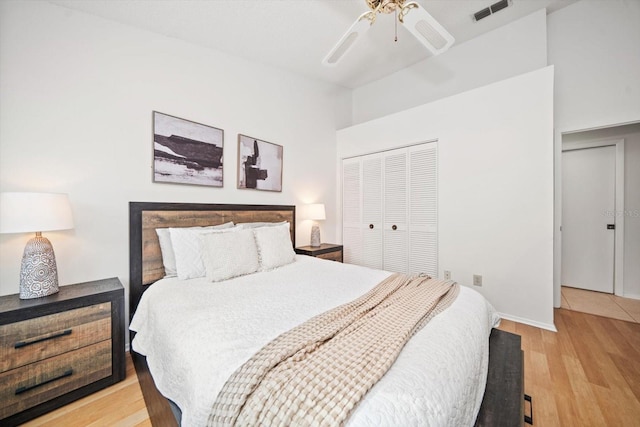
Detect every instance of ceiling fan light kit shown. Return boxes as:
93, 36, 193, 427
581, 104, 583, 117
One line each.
322, 0, 455, 66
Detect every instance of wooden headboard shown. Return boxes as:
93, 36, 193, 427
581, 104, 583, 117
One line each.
129, 202, 296, 321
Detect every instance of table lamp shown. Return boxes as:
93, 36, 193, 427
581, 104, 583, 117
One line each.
0, 192, 74, 299
306, 203, 326, 247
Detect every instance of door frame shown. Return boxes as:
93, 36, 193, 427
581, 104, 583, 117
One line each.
561, 138, 625, 297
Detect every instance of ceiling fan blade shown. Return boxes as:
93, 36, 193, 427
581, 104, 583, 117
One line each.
322, 11, 375, 66
399, 2, 454, 56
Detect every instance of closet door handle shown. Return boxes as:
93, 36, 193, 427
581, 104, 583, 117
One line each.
392, 225, 397, 231
369, 224, 374, 229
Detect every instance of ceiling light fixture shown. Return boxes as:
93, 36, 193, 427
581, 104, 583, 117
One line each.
322, 0, 455, 66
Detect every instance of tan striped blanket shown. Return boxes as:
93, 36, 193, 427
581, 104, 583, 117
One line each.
208, 273, 459, 427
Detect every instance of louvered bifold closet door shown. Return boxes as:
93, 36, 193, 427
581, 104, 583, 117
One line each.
342, 158, 363, 265
361, 154, 384, 269
408, 143, 438, 277
383, 150, 409, 273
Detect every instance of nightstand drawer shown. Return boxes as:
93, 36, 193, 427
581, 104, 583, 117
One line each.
295, 244, 343, 263
0, 339, 112, 419
0, 303, 111, 372
316, 251, 343, 262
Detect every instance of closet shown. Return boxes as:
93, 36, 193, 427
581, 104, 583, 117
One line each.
342, 142, 438, 276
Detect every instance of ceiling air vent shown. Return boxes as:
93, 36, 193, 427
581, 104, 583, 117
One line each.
474, 0, 511, 22
490, 0, 510, 14
474, 7, 491, 22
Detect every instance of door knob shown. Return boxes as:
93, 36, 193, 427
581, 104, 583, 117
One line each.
369, 224, 374, 229
392, 225, 397, 231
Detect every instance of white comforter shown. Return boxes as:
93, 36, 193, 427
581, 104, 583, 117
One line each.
130, 256, 499, 427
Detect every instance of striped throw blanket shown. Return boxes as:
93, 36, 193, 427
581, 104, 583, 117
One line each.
208, 273, 459, 427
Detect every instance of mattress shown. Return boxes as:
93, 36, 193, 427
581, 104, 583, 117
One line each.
130, 255, 500, 427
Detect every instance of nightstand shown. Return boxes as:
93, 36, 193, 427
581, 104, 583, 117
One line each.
0, 278, 125, 426
295, 243, 343, 263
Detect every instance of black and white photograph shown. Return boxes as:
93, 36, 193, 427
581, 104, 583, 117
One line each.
237, 134, 283, 192
153, 111, 224, 187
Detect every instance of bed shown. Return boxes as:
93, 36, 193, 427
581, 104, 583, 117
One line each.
128, 202, 525, 427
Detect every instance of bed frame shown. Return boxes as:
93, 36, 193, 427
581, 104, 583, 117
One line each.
128, 202, 525, 427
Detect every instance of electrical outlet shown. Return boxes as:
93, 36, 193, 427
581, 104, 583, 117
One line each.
473, 274, 482, 287
444, 270, 451, 280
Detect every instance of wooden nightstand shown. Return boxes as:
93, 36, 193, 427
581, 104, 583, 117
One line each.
295, 243, 343, 263
0, 278, 125, 426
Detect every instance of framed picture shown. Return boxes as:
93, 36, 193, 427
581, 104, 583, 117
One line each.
237, 134, 283, 192
153, 111, 224, 187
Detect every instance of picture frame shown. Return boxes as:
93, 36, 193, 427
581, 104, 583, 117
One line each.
237, 134, 283, 192
152, 111, 224, 187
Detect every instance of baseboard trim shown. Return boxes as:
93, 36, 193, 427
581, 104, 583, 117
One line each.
498, 312, 558, 332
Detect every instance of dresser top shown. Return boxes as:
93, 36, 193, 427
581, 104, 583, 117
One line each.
0, 278, 123, 318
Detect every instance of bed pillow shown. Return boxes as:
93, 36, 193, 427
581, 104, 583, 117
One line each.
156, 222, 234, 278
201, 228, 260, 282
168, 223, 236, 280
253, 222, 295, 271
237, 221, 288, 229
156, 228, 179, 277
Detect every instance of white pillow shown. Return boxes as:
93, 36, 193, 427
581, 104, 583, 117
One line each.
201, 229, 259, 282
253, 222, 295, 271
156, 228, 179, 277
167, 222, 236, 280
237, 221, 288, 229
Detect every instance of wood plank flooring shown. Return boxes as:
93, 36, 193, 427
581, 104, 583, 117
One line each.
21, 308, 640, 426
499, 308, 640, 426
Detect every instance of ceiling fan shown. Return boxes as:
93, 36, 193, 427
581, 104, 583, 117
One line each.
322, 0, 455, 66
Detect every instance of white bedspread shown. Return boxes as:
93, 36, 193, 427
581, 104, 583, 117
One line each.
130, 256, 499, 427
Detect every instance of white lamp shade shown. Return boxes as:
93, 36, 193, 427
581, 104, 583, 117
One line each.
0, 192, 74, 234
305, 203, 326, 221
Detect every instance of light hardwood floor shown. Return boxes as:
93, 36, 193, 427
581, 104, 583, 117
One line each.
499, 309, 640, 426
21, 308, 640, 426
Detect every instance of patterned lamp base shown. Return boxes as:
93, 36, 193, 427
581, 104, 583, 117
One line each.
19, 233, 59, 299
310, 225, 321, 247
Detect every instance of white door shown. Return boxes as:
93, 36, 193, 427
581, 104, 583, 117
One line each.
362, 154, 384, 269
342, 158, 362, 265
342, 142, 438, 275
383, 150, 408, 273
562, 146, 616, 293
408, 144, 438, 277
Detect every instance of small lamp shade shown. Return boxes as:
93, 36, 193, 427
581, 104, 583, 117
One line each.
0, 192, 74, 233
0, 192, 74, 299
304, 203, 325, 247
306, 203, 326, 221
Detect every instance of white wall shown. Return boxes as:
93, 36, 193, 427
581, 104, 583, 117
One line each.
563, 123, 640, 299
548, 0, 640, 132
548, 0, 640, 306
338, 67, 555, 329
0, 1, 350, 314
350, 9, 547, 126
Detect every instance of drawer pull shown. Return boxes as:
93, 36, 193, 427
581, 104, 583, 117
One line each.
15, 369, 73, 395
14, 329, 73, 349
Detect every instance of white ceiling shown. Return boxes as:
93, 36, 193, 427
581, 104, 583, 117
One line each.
49, 0, 577, 89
